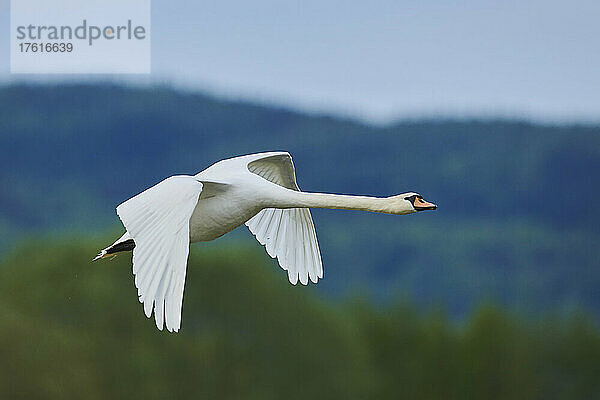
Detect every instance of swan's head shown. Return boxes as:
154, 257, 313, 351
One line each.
387, 192, 437, 214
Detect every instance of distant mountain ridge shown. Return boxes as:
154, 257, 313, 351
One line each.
1, 84, 599, 316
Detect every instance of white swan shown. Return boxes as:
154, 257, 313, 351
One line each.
94, 151, 436, 332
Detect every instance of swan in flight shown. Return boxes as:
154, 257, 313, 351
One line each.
94, 152, 436, 332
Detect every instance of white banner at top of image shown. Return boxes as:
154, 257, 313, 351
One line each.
10, 0, 150, 74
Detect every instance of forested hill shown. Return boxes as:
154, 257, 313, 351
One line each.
1, 84, 599, 316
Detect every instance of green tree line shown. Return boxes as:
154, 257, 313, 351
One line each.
0, 238, 598, 399
2, 85, 600, 315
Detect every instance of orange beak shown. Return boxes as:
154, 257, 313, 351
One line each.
414, 196, 437, 211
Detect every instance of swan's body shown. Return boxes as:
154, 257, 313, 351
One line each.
95, 152, 436, 332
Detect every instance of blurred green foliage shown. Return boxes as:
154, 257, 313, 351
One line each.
0, 238, 598, 399
2, 84, 600, 315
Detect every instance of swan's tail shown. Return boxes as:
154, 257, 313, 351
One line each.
93, 232, 135, 261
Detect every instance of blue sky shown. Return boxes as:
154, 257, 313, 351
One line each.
2, 0, 599, 123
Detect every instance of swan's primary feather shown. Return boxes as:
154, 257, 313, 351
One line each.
246, 153, 323, 284
116, 175, 203, 332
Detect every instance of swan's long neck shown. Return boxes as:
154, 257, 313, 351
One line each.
278, 191, 399, 214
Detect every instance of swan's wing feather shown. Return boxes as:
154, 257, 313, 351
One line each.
116, 175, 203, 332
247, 152, 299, 191
246, 207, 322, 285
245, 152, 322, 284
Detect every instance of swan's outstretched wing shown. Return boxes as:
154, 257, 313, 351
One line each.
116, 175, 203, 332
245, 153, 323, 284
